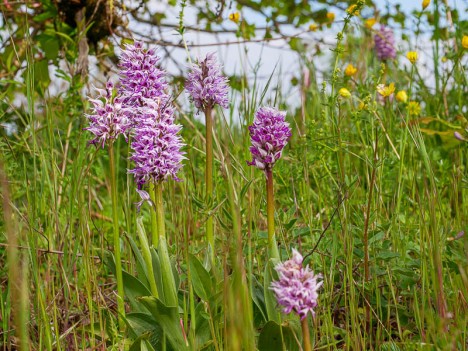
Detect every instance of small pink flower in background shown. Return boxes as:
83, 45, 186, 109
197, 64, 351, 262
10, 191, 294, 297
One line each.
374, 25, 397, 61
454, 131, 465, 141
270, 249, 323, 320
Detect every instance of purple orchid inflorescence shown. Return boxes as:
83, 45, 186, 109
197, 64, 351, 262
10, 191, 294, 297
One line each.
129, 98, 185, 189
374, 25, 397, 61
84, 81, 131, 148
185, 52, 229, 110
118, 41, 185, 189
118, 41, 169, 110
271, 249, 323, 320
247, 107, 292, 172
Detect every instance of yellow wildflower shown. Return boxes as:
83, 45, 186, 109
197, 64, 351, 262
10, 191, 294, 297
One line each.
408, 101, 421, 116
327, 12, 336, 22
462, 35, 468, 49
347, 4, 360, 16
364, 18, 376, 29
422, 0, 430, 10
358, 101, 367, 110
309, 23, 319, 32
344, 63, 357, 76
229, 12, 240, 23
339, 88, 351, 98
441, 56, 448, 63
377, 83, 395, 97
396, 90, 408, 103
406, 51, 418, 64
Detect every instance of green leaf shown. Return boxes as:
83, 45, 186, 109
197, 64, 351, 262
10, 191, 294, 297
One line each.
129, 332, 157, 351
33, 59, 50, 90
157, 236, 178, 307
251, 276, 267, 322
240, 179, 253, 200
126, 233, 150, 290
139, 297, 189, 350
193, 302, 213, 347
151, 249, 165, 301
189, 254, 212, 301
33, 11, 56, 22
37, 33, 59, 61
126, 313, 155, 336
122, 271, 151, 312
135, 218, 158, 297
264, 258, 281, 323
125, 312, 161, 345
376, 251, 400, 260
289, 37, 304, 52
258, 320, 300, 351
103, 250, 116, 276
368, 231, 385, 245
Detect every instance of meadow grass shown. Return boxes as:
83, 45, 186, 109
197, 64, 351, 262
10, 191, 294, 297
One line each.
1, 1, 467, 350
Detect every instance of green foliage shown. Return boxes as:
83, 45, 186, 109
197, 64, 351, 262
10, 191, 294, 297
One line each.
1, 0, 468, 350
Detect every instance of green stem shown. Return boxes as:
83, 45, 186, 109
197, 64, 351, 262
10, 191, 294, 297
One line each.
108, 143, 125, 330
150, 183, 159, 247
395, 66, 415, 217
301, 318, 312, 351
204, 106, 215, 258
266, 168, 279, 259
154, 183, 166, 239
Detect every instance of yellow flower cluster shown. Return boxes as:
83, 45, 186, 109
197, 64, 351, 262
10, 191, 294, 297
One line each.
462, 35, 468, 49
345, 64, 357, 76
347, 4, 360, 16
408, 101, 421, 116
339, 88, 351, 98
396, 90, 408, 103
364, 18, 376, 29
229, 12, 240, 23
422, 0, 430, 10
406, 51, 418, 64
377, 83, 395, 97
327, 12, 335, 22
309, 23, 319, 32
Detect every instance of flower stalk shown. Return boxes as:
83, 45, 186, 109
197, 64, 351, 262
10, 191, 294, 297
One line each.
266, 168, 279, 258
154, 182, 166, 240
150, 184, 159, 247
247, 106, 291, 258
301, 318, 312, 351
108, 142, 125, 329
204, 106, 215, 256
186, 53, 229, 261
